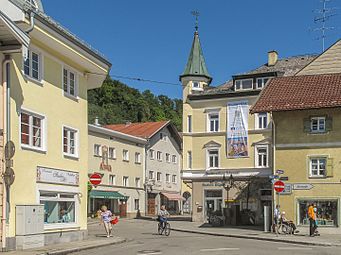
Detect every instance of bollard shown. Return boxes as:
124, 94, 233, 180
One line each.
264, 205, 270, 232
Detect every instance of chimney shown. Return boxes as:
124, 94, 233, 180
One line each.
94, 117, 100, 126
268, 50, 278, 66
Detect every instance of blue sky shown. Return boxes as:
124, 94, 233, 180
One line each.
43, 0, 341, 99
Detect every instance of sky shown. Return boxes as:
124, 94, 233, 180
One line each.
43, 0, 341, 99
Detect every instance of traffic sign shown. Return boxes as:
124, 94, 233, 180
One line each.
274, 180, 285, 193
281, 184, 292, 195
4, 168, 15, 186
279, 176, 289, 181
293, 183, 314, 190
276, 169, 284, 175
5, 141, 15, 160
89, 173, 102, 186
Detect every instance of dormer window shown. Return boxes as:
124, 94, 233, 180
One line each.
235, 79, 253, 91
256, 77, 270, 89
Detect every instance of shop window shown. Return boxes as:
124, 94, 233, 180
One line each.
40, 192, 76, 224
298, 200, 338, 226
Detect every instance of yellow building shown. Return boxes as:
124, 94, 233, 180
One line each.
1, 0, 110, 250
252, 73, 341, 233
180, 26, 316, 224
88, 123, 147, 218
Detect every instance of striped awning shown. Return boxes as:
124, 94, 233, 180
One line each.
161, 192, 185, 201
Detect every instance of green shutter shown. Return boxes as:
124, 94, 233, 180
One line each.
326, 158, 334, 177
325, 116, 333, 132
303, 118, 311, 133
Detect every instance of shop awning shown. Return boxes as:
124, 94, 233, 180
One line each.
90, 190, 128, 200
161, 192, 185, 201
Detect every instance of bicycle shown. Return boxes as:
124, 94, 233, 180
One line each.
158, 219, 171, 236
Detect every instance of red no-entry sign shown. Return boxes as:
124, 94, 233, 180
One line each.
274, 180, 285, 193
90, 173, 102, 186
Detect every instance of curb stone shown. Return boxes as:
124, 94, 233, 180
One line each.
45, 237, 126, 255
171, 228, 340, 247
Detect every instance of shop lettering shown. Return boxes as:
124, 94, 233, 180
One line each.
203, 182, 224, 187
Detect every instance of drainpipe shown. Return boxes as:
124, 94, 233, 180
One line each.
2, 55, 11, 251
25, 11, 35, 33
270, 112, 276, 228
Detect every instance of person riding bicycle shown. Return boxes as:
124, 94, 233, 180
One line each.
157, 205, 170, 228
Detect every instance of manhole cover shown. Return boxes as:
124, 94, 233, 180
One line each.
137, 250, 161, 254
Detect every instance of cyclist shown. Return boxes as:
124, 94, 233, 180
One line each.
157, 205, 170, 228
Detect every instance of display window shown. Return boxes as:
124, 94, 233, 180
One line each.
298, 199, 338, 226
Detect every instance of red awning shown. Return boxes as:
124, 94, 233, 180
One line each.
161, 192, 185, 201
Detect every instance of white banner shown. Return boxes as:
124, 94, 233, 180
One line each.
37, 166, 79, 186
227, 101, 249, 158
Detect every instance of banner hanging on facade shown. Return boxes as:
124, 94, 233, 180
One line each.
227, 101, 248, 158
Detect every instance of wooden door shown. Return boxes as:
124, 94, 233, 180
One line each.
148, 198, 155, 215
119, 202, 127, 217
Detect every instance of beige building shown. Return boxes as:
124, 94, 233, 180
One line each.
88, 124, 147, 218
180, 27, 316, 224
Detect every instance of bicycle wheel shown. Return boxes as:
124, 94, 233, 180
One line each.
281, 224, 290, 234
164, 223, 171, 236
158, 223, 164, 235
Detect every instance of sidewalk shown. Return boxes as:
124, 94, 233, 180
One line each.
169, 220, 341, 247
5, 223, 126, 255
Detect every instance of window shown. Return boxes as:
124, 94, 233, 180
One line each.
160, 133, 167, 141
257, 113, 268, 129
134, 199, 140, 210
235, 79, 253, 91
157, 151, 162, 161
188, 115, 192, 132
172, 155, 177, 163
123, 176, 129, 187
310, 158, 326, 177
311, 117, 326, 133
109, 147, 116, 159
208, 113, 219, 132
123, 150, 129, 161
256, 146, 268, 168
63, 127, 78, 157
20, 111, 45, 150
94, 144, 101, 156
149, 149, 155, 160
188, 151, 192, 169
135, 152, 141, 164
135, 178, 141, 188
256, 77, 270, 89
24, 50, 41, 81
149, 171, 155, 180
157, 172, 162, 182
166, 174, 170, 183
298, 200, 338, 226
109, 175, 116, 185
166, 153, 170, 162
63, 68, 77, 97
40, 192, 76, 224
172, 175, 176, 183
193, 81, 199, 89
208, 149, 219, 169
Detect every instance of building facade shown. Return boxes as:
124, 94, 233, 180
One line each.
105, 121, 182, 216
251, 73, 341, 233
88, 124, 147, 218
180, 27, 316, 224
1, 0, 110, 250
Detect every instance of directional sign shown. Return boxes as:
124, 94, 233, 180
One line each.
279, 176, 289, 181
274, 180, 285, 193
89, 173, 102, 186
276, 169, 284, 175
281, 184, 292, 195
293, 183, 314, 190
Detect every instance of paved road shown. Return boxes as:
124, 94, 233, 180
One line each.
75, 219, 341, 255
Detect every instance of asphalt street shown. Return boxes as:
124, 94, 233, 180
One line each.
74, 219, 341, 255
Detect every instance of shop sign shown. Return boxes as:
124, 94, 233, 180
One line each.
293, 183, 314, 190
37, 166, 79, 186
202, 182, 224, 187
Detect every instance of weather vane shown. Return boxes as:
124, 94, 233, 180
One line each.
191, 10, 200, 32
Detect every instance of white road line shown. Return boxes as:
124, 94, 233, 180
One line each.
278, 247, 313, 250
139, 253, 162, 255
200, 248, 240, 252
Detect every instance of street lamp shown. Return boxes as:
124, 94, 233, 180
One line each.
222, 173, 235, 208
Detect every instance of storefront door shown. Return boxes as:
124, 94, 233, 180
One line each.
119, 201, 127, 217
148, 194, 156, 215
204, 190, 223, 218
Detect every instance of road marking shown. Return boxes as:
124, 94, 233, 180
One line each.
278, 247, 313, 250
200, 248, 240, 252
138, 253, 162, 255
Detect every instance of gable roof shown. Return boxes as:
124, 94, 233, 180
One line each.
250, 73, 341, 113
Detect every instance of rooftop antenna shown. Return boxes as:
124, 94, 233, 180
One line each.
313, 0, 337, 52
191, 10, 200, 32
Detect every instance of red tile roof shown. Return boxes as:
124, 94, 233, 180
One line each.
251, 73, 341, 113
105, 121, 170, 139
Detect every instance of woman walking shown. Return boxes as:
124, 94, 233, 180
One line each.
100, 205, 113, 237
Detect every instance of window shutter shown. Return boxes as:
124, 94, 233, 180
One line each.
303, 118, 311, 133
326, 158, 334, 177
326, 116, 333, 132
